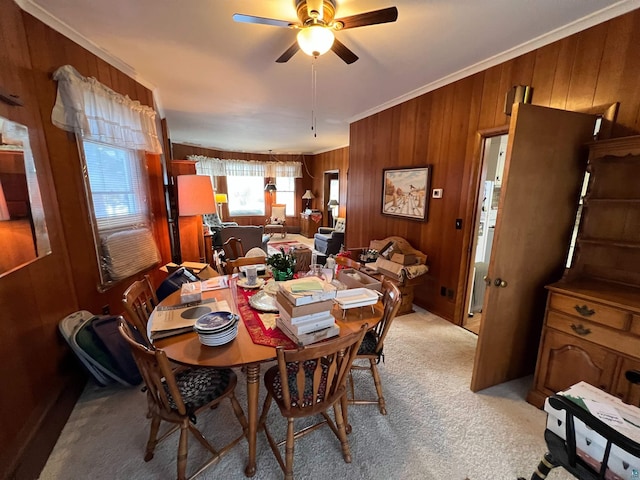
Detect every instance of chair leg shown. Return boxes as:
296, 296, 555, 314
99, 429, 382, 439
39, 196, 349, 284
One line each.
229, 393, 249, 437
333, 401, 352, 463
369, 359, 387, 415
340, 393, 351, 434
348, 371, 355, 402
177, 421, 189, 480
258, 392, 273, 431
518, 452, 556, 480
144, 415, 162, 461
284, 417, 295, 480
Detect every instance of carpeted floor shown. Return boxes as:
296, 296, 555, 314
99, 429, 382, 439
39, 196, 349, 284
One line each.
39, 308, 574, 480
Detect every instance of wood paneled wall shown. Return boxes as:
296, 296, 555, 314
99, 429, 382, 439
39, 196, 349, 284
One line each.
23, 13, 172, 313
2, 3, 640, 477
0, 1, 171, 477
171, 144, 314, 230
348, 9, 640, 322
308, 147, 349, 227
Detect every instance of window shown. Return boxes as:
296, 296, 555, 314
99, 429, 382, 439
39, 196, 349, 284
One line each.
275, 176, 295, 216
83, 140, 148, 230
79, 139, 159, 286
227, 175, 266, 216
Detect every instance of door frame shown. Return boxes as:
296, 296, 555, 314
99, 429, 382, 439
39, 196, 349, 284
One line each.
455, 125, 509, 327
323, 170, 339, 228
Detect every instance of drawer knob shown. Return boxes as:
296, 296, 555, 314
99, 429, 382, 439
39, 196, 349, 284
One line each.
570, 323, 592, 336
574, 304, 595, 317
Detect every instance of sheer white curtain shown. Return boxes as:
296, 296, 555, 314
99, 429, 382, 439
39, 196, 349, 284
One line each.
51, 65, 162, 154
190, 155, 302, 178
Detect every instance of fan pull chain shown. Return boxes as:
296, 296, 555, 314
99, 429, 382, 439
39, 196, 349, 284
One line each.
311, 60, 317, 138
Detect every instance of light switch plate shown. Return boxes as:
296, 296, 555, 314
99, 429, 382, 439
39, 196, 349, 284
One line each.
432, 189, 443, 198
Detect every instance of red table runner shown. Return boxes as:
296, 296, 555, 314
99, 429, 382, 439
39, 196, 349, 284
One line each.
231, 277, 296, 349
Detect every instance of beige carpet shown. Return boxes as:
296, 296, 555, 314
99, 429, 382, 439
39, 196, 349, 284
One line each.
39, 308, 575, 480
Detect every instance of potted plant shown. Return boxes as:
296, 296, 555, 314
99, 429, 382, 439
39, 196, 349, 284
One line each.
266, 248, 296, 281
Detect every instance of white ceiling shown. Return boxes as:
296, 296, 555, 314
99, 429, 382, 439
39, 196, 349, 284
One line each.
17, 0, 640, 154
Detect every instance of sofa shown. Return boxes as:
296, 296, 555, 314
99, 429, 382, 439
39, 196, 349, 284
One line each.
220, 225, 269, 256
313, 217, 345, 255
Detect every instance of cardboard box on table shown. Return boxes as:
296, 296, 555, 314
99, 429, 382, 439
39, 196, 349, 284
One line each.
390, 253, 417, 266
337, 268, 382, 292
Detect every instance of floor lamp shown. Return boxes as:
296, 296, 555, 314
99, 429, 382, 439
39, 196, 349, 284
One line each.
215, 193, 228, 221
177, 175, 215, 263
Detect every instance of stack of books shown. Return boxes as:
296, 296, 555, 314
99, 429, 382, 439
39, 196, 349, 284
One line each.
275, 277, 339, 346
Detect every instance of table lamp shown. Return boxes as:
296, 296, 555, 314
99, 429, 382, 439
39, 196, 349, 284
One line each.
302, 189, 315, 211
215, 193, 228, 221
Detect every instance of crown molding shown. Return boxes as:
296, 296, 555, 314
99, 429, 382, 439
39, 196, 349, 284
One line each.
14, 0, 164, 115
351, 0, 640, 123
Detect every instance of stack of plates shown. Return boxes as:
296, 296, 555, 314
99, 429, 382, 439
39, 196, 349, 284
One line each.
193, 311, 239, 346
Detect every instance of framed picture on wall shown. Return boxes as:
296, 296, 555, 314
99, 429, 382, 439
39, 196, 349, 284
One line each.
381, 166, 431, 221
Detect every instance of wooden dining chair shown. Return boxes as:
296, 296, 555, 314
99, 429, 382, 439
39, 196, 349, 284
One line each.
347, 280, 402, 417
334, 255, 362, 271
222, 236, 244, 260
118, 320, 248, 480
224, 255, 266, 275
122, 275, 158, 346
258, 325, 367, 480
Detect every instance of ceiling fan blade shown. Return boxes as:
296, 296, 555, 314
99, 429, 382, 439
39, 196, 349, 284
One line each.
276, 42, 300, 63
232, 13, 294, 28
334, 6, 398, 30
331, 38, 358, 65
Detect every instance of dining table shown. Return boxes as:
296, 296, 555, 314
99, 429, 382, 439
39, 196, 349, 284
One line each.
153, 274, 383, 477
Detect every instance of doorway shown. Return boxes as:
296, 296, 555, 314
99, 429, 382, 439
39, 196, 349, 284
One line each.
323, 171, 339, 227
462, 134, 508, 334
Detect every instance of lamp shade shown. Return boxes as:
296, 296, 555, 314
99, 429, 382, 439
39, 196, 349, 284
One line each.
297, 25, 335, 57
302, 190, 315, 200
0, 182, 9, 221
215, 193, 228, 204
265, 183, 277, 192
177, 175, 215, 216
327, 199, 339, 207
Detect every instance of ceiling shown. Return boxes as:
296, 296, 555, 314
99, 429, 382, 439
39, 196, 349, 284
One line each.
17, 0, 640, 154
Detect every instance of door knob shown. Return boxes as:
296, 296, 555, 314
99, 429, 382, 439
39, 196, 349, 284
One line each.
483, 276, 491, 286
494, 278, 507, 288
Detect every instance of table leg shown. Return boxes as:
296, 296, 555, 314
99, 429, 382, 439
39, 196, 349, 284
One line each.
244, 363, 260, 477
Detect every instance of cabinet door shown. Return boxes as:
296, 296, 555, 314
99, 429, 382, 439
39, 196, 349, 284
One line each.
612, 357, 640, 406
535, 328, 618, 397
471, 104, 597, 391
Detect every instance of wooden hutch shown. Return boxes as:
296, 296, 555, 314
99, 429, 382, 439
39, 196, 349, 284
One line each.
527, 136, 640, 408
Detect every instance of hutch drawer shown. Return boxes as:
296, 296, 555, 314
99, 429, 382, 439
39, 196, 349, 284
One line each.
548, 292, 629, 330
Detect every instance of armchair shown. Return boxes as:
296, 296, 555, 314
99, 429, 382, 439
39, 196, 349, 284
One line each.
203, 213, 238, 248
313, 217, 345, 255
265, 203, 287, 238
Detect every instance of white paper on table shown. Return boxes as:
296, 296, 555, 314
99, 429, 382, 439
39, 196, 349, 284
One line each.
151, 299, 231, 332
201, 276, 228, 291
583, 398, 625, 428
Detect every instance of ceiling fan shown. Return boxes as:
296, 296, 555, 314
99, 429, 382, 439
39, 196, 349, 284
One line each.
233, 0, 398, 64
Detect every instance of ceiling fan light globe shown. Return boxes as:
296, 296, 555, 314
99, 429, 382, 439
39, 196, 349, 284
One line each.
297, 25, 334, 57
